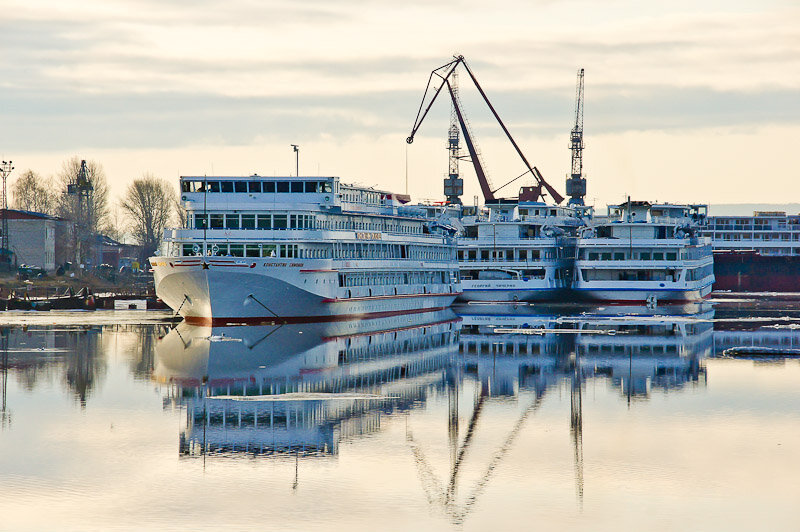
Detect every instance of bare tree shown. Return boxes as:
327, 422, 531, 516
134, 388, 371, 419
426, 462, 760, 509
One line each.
173, 196, 187, 228
120, 174, 176, 259
11, 170, 56, 214
105, 206, 127, 243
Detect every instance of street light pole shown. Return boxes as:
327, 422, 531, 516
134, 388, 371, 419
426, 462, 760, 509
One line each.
291, 144, 299, 177
0, 160, 14, 259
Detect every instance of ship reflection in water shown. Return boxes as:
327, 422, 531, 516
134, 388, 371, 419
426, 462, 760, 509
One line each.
155, 311, 462, 458
458, 302, 714, 401
153, 301, 719, 519
3, 299, 800, 529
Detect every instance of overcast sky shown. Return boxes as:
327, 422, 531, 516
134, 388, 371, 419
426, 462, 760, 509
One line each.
1, 0, 798, 208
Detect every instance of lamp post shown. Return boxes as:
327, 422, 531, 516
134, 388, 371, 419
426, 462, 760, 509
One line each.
291, 144, 299, 177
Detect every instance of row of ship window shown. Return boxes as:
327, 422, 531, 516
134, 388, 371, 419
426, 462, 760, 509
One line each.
460, 268, 547, 281
457, 249, 556, 261
582, 344, 680, 355
177, 242, 453, 261
518, 208, 561, 217
580, 245, 714, 261
717, 248, 800, 255
712, 219, 800, 227
181, 179, 385, 207
182, 180, 333, 194
583, 251, 678, 261
333, 243, 453, 261
340, 188, 382, 205
687, 264, 714, 281
182, 243, 303, 258
190, 212, 423, 234
578, 264, 712, 282
461, 340, 550, 355
711, 225, 799, 230
194, 213, 315, 230
712, 233, 800, 241
339, 331, 454, 365
580, 269, 682, 282
337, 270, 455, 288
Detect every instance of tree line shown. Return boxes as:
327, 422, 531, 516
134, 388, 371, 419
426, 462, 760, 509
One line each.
10, 156, 180, 261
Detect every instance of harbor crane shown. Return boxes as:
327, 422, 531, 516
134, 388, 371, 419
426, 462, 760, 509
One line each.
566, 68, 586, 206
407, 56, 564, 205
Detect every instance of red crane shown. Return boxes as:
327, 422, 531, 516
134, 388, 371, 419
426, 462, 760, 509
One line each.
407, 56, 564, 205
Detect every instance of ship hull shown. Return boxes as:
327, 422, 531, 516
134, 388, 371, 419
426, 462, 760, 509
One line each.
151, 257, 459, 325
457, 280, 568, 303
572, 282, 713, 303
713, 251, 800, 292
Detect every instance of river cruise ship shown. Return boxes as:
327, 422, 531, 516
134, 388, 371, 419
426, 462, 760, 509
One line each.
573, 202, 714, 303
456, 201, 586, 302
700, 211, 800, 292
150, 175, 461, 324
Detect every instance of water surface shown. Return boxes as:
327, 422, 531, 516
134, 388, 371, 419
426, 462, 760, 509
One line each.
0, 299, 798, 531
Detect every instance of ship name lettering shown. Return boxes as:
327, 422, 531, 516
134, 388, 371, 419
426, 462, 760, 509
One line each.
356, 232, 382, 240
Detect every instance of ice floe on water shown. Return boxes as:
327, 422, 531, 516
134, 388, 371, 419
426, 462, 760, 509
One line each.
0, 309, 175, 326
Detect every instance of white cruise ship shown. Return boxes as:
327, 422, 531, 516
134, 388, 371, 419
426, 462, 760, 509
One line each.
150, 175, 461, 324
573, 201, 714, 303
456, 200, 587, 302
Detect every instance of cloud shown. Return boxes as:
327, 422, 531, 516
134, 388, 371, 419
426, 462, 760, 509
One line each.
1, 0, 799, 205
2, 81, 798, 153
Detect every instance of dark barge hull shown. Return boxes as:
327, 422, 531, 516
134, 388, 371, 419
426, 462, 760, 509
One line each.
713, 250, 800, 292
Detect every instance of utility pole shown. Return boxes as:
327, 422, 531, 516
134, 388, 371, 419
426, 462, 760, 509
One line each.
1, 328, 9, 429
291, 145, 299, 177
0, 161, 14, 269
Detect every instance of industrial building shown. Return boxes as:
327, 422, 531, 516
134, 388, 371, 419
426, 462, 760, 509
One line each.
0, 209, 64, 271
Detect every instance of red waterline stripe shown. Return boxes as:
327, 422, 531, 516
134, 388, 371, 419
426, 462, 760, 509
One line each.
184, 306, 449, 327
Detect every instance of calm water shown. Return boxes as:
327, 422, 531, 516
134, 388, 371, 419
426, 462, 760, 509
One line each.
1, 298, 799, 531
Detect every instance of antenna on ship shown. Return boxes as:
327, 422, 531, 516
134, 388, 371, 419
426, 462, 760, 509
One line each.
203, 175, 208, 256
291, 144, 299, 177
566, 68, 586, 206
405, 144, 408, 195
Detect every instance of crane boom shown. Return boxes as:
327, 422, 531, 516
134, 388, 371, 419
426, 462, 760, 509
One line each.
407, 56, 564, 204
446, 80, 495, 202
407, 58, 461, 145
459, 61, 564, 205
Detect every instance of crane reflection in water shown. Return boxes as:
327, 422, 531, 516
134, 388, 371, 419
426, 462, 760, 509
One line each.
152, 301, 718, 523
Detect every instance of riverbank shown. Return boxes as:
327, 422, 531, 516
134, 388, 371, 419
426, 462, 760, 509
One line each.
0, 271, 153, 300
